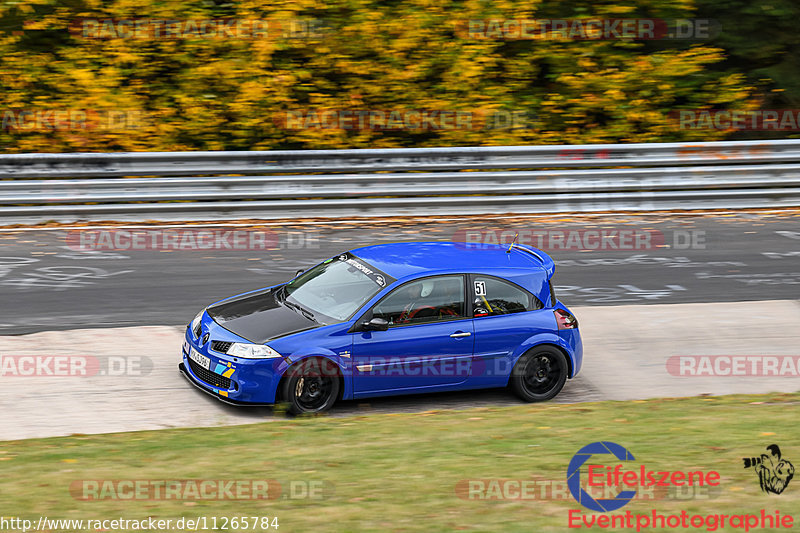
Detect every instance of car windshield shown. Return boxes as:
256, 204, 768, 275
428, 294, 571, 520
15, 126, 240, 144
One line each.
281, 253, 391, 323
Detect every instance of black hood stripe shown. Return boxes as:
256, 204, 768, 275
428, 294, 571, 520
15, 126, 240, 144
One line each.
207, 286, 320, 344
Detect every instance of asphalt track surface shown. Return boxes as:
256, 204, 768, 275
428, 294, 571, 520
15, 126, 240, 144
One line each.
0, 211, 798, 335
1, 211, 799, 439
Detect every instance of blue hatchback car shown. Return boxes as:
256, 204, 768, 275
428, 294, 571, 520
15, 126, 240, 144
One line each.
180, 241, 582, 414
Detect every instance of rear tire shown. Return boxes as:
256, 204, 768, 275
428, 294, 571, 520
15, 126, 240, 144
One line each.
280, 358, 340, 415
510, 346, 568, 402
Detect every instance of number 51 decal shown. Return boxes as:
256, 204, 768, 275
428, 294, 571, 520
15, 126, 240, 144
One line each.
474, 280, 486, 296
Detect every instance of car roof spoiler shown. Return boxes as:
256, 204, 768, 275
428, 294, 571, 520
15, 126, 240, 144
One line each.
507, 243, 556, 278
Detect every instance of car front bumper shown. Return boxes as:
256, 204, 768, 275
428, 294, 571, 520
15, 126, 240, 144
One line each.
179, 362, 273, 406
180, 317, 283, 404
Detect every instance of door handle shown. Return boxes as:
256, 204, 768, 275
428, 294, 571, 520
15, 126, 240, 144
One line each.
450, 332, 471, 338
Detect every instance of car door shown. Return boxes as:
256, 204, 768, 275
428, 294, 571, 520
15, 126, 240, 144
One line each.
351, 274, 474, 396
469, 275, 553, 387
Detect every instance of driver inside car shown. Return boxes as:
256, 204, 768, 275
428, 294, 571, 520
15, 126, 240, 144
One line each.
395, 282, 424, 324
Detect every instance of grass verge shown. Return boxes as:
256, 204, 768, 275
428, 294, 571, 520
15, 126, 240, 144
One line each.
1, 393, 799, 532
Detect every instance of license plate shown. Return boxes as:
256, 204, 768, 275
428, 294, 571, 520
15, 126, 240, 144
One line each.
182, 339, 190, 354
190, 348, 211, 370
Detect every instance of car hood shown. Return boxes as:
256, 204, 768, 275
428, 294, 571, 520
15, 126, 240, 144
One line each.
206, 286, 319, 344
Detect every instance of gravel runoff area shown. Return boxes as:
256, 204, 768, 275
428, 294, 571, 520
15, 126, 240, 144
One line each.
1, 299, 798, 441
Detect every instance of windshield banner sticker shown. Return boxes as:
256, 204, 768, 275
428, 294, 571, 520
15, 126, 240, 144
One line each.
338, 253, 393, 287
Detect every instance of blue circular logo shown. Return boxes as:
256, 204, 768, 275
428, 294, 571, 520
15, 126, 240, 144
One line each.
567, 441, 637, 512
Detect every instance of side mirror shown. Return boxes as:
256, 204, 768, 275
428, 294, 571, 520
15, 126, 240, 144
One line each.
361, 317, 389, 331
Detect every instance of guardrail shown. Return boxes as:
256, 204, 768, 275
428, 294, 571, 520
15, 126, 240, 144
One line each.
2, 139, 800, 223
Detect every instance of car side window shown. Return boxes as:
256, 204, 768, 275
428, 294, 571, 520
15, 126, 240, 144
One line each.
371, 276, 465, 326
472, 276, 538, 317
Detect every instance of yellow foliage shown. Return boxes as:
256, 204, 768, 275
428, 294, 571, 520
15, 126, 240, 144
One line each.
0, 0, 757, 153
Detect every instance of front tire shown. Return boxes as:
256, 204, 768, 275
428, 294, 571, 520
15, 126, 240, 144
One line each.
280, 359, 340, 415
509, 346, 568, 402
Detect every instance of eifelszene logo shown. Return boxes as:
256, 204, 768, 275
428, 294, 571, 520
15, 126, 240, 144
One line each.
567, 441, 721, 512
567, 441, 638, 512
743, 444, 794, 494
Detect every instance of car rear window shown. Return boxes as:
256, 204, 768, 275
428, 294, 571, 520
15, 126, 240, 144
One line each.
472, 276, 541, 317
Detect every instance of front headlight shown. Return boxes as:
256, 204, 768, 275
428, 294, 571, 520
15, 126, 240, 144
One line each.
227, 343, 283, 359
190, 310, 203, 335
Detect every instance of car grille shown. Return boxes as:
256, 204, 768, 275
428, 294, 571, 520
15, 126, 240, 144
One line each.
211, 341, 232, 353
187, 358, 231, 390
193, 321, 202, 339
